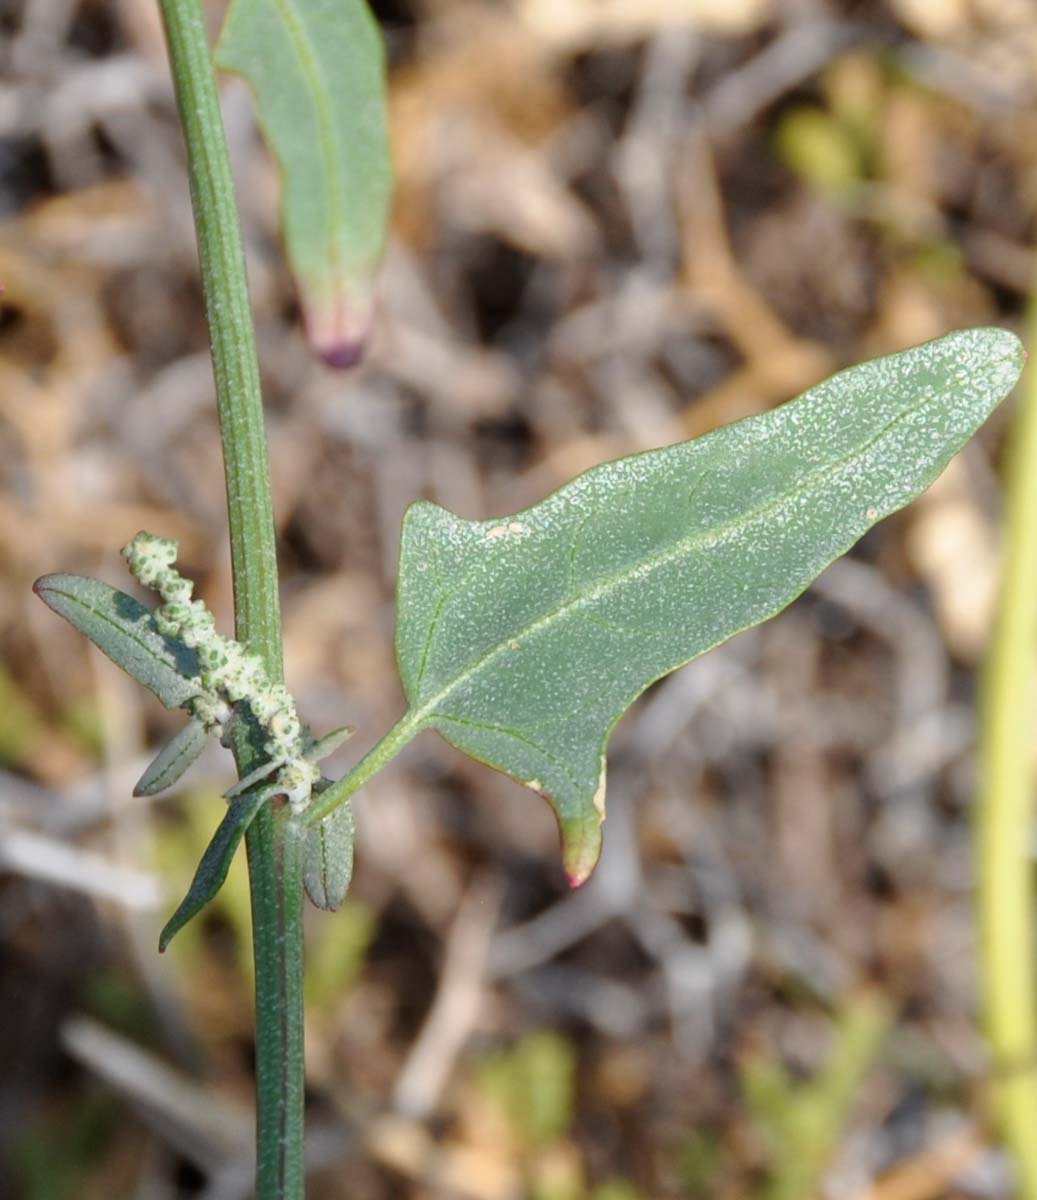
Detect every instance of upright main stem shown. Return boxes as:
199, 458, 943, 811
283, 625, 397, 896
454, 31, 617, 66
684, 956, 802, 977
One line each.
158, 3, 305, 1196
978, 303, 1037, 1193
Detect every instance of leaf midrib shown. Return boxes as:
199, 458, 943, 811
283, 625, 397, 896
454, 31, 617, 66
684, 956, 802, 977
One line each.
42, 583, 200, 701
407, 386, 938, 727
269, 0, 345, 282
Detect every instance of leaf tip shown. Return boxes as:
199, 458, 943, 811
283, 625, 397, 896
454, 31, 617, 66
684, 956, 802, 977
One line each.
158, 905, 191, 952
303, 289, 374, 371
565, 760, 607, 887
560, 818, 603, 889
304, 880, 341, 911
32, 574, 57, 605
317, 339, 367, 370
132, 773, 162, 799
971, 326, 1026, 377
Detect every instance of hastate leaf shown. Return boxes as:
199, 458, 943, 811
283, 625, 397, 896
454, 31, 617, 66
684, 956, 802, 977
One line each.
33, 574, 202, 710
216, 0, 392, 367
394, 328, 1023, 884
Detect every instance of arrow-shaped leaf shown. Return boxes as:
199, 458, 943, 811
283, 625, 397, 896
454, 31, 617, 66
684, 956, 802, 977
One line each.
135, 718, 209, 797
216, 0, 392, 367
159, 784, 276, 952
303, 794, 354, 911
34, 574, 202, 710
393, 328, 1023, 884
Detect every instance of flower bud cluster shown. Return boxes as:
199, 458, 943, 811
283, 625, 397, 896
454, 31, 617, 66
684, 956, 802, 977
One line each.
122, 532, 319, 811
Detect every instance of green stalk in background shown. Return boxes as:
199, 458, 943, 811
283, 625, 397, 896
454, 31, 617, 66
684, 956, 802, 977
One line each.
156, 2, 304, 1197
978, 304, 1037, 1196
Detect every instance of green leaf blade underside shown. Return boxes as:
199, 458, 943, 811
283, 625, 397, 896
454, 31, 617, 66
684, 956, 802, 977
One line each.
159, 784, 275, 952
395, 328, 1024, 884
302, 796, 355, 910
216, 0, 392, 367
135, 718, 209, 797
33, 574, 202, 710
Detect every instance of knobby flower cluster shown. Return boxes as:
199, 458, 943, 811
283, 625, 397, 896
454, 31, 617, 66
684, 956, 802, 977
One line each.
122, 531, 320, 811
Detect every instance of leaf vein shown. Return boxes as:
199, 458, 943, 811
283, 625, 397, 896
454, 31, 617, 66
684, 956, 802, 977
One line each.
269, 0, 345, 279
46, 587, 197, 696
431, 711, 584, 791
411, 387, 933, 727
412, 586, 452, 696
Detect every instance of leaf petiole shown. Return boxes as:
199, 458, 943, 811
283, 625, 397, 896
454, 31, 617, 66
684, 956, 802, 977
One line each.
302, 710, 423, 826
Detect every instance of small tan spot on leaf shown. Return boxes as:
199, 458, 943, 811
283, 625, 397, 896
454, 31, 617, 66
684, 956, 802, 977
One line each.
592, 759, 607, 820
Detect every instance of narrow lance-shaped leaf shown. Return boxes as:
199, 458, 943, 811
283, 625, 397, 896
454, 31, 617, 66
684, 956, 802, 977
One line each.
302, 789, 354, 911
135, 718, 209, 797
33, 574, 202, 709
159, 784, 276, 952
304, 725, 355, 763
393, 328, 1024, 885
216, 0, 392, 368
224, 756, 282, 799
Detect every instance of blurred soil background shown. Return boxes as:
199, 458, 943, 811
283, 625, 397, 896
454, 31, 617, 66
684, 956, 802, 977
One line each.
1, 0, 1036, 1196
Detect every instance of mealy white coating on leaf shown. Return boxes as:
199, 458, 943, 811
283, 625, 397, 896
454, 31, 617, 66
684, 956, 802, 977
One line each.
32, 574, 204, 709
122, 532, 320, 812
134, 717, 209, 797
394, 327, 1024, 884
303, 799, 355, 910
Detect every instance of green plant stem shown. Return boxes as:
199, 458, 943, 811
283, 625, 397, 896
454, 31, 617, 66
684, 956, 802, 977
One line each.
158, 2, 304, 1196
978, 310, 1037, 1196
304, 711, 422, 825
